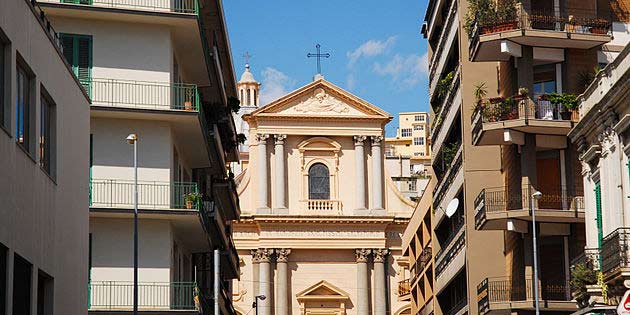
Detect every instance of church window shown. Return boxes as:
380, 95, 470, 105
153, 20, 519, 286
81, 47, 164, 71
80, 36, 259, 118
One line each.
247, 89, 251, 106
254, 90, 257, 106
240, 89, 243, 104
308, 163, 330, 200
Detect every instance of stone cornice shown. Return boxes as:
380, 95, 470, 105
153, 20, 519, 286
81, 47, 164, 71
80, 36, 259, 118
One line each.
237, 214, 408, 224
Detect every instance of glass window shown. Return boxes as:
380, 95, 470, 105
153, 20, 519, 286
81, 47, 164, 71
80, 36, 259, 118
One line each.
533, 64, 557, 99
0, 35, 5, 129
415, 115, 424, 121
401, 128, 412, 137
414, 137, 425, 146
308, 163, 330, 200
414, 125, 424, 131
247, 89, 251, 106
60, 33, 92, 95
0, 243, 6, 315
16, 63, 31, 152
40, 92, 55, 177
37, 270, 54, 315
254, 90, 257, 106
13, 254, 32, 315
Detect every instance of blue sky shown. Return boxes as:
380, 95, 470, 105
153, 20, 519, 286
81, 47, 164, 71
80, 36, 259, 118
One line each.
223, 1, 430, 136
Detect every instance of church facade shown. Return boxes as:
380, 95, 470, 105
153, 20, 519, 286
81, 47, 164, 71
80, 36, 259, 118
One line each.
231, 76, 415, 315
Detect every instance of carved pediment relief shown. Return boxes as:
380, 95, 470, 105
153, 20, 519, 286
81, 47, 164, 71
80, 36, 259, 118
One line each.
293, 88, 351, 114
296, 280, 349, 301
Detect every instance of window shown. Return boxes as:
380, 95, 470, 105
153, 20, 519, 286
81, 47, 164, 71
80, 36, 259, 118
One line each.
0, 32, 7, 129
240, 89, 243, 104
37, 271, 53, 315
16, 62, 32, 152
254, 89, 257, 106
533, 64, 557, 99
401, 128, 412, 137
13, 254, 32, 315
414, 152, 425, 156
0, 244, 6, 315
414, 137, 425, 146
247, 89, 251, 106
40, 91, 56, 177
60, 33, 92, 94
414, 115, 424, 121
595, 182, 603, 249
308, 163, 330, 200
414, 125, 424, 131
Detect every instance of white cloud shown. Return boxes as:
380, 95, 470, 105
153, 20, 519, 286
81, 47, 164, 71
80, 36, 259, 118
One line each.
259, 67, 295, 105
372, 52, 428, 89
346, 73, 356, 90
347, 36, 397, 66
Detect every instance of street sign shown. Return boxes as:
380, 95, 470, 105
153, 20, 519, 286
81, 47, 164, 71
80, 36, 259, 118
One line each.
617, 290, 630, 315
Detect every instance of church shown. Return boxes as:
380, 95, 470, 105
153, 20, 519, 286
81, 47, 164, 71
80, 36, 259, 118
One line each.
231, 64, 415, 315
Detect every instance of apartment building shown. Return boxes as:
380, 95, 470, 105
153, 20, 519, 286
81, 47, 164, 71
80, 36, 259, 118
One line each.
386, 111, 431, 174
420, 1, 628, 315
568, 44, 630, 307
38, 0, 241, 313
0, 0, 90, 314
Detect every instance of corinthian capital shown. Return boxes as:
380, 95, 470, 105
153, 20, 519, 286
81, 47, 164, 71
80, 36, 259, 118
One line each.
354, 135, 367, 146
276, 248, 292, 263
256, 248, 275, 263
355, 248, 372, 263
371, 136, 384, 145
274, 134, 287, 145
373, 248, 389, 263
256, 133, 270, 143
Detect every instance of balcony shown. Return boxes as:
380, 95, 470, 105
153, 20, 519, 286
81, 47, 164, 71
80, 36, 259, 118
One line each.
431, 69, 461, 153
601, 228, 630, 283
301, 199, 342, 215
89, 179, 198, 210
472, 96, 577, 146
428, 0, 458, 86
432, 145, 463, 211
477, 277, 573, 315
89, 281, 197, 311
474, 185, 584, 231
88, 78, 200, 112
39, 0, 198, 14
435, 227, 465, 278
398, 279, 411, 298
411, 246, 432, 285
469, 4, 612, 62
392, 177, 419, 200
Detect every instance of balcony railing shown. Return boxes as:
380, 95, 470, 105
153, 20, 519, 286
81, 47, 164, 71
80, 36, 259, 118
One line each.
89, 281, 197, 310
398, 279, 411, 297
571, 248, 601, 274
31, 0, 64, 53
302, 199, 342, 214
40, 0, 199, 14
445, 299, 467, 315
479, 277, 570, 306
432, 145, 463, 210
435, 228, 465, 277
88, 78, 200, 111
474, 96, 578, 124
428, 0, 458, 84
475, 185, 584, 228
90, 179, 198, 210
601, 228, 630, 275
431, 69, 461, 150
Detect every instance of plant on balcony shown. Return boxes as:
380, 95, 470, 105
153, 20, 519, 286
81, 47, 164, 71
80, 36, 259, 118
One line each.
570, 263, 597, 305
228, 96, 241, 113
184, 89, 195, 111
442, 141, 460, 169
237, 133, 247, 145
464, 0, 496, 38
548, 93, 578, 120
184, 192, 202, 209
588, 18, 609, 34
436, 71, 455, 99
500, 97, 518, 120
464, 0, 517, 37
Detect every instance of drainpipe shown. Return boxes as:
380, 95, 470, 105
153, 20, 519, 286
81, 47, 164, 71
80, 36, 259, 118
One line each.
214, 249, 220, 315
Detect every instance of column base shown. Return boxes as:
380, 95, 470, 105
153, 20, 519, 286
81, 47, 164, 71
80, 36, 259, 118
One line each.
272, 207, 289, 214
256, 207, 272, 214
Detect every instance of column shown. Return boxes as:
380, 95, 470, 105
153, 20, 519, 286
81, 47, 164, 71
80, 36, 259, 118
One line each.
373, 249, 389, 315
276, 249, 291, 315
372, 136, 384, 210
256, 134, 270, 213
257, 249, 274, 315
273, 135, 287, 212
251, 249, 261, 297
354, 136, 367, 211
355, 249, 371, 315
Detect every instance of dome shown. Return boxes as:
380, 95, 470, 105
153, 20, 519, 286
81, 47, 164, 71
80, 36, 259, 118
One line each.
239, 64, 257, 83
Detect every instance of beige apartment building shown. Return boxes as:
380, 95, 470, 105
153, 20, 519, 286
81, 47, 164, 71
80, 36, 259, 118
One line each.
38, 0, 242, 314
568, 44, 630, 308
0, 0, 90, 314
386, 112, 431, 174
401, 1, 630, 315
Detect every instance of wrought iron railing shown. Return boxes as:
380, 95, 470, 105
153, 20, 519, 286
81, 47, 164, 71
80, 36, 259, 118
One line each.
31, 0, 64, 53
435, 229, 465, 277
90, 179, 198, 210
432, 146, 463, 210
601, 228, 630, 275
89, 281, 197, 310
571, 248, 601, 273
474, 97, 578, 124
398, 279, 411, 297
88, 78, 200, 111
39, 0, 199, 14
480, 277, 570, 303
428, 0, 458, 83
431, 69, 461, 151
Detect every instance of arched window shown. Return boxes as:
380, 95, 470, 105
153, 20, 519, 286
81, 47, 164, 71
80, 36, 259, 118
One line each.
308, 163, 330, 200
240, 89, 244, 104
247, 89, 251, 106
254, 90, 257, 106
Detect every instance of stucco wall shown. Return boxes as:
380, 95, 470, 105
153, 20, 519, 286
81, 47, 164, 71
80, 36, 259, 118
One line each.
0, 0, 90, 314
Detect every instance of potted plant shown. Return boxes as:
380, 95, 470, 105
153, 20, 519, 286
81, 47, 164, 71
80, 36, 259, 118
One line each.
184, 192, 201, 209
500, 97, 517, 120
570, 263, 597, 306
548, 93, 578, 120
513, 87, 529, 101
437, 71, 455, 100
184, 89, 194, 111
589, 18, 609, 34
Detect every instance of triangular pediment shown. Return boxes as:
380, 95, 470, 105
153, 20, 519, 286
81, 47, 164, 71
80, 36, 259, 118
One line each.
296, 280, 349, 301
249, 79, 391, 120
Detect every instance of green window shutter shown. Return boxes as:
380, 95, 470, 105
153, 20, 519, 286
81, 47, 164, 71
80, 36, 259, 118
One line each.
595, 183, 604, 248
59, 33, 92, 97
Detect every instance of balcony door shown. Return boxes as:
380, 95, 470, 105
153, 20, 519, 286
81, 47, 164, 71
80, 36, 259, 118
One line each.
536, 150, 562, 209
539, 236, 568, 300
530, 0, 559, 30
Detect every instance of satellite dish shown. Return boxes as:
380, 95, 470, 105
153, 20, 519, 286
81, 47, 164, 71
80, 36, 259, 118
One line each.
445, 198, 459, 218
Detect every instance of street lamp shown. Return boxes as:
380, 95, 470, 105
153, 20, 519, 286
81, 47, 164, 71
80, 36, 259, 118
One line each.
253, 294, 266, 315
126, 133, 139, 315
530, 189, 543, 315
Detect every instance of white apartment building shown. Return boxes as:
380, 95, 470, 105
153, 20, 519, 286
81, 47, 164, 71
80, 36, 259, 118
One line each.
0, 0, 90, 314
39, 0, 241, 314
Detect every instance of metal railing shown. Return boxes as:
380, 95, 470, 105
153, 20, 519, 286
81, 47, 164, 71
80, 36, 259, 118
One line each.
302, 200, 342, 213
435, 229, 465, 277
601, 227, 630, 275
432, 145, 463, 210
481, 277, 570, 303
398, 279, 411, 296
89, 78, 200, 111
31, 0, 64, 53
39, 0, 199, 14
431, 69, 461, 151
90, 179, 198, 210
475, 97, 578, 124
428, 0, 458, 84
444, 299, 467, 315
89, 281, 197, 310
571, 248, 601, 272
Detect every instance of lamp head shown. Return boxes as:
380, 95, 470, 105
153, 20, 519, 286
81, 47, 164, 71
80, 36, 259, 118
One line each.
256, 294, 266, 301
126, 133, 138, 144
532, 191, 543, 200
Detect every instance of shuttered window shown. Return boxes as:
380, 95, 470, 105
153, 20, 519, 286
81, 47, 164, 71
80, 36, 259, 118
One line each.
60, 33, 92, 96
595, 182, 603, 248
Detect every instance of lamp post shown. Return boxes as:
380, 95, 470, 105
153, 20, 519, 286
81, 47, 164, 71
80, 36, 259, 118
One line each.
126, 134, 139, 315
530, 189, 543, 315
253, 294, 266, 315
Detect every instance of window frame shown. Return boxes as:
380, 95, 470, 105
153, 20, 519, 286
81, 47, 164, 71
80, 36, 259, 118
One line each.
401, 128, 412, 137
308, 163, 331, 200
414, 115, 425, 121
15, 56, 35, 156
413, 137, 425, 146
39, 87, 56, 179
59, 33, 93, 96
0, 29, 9, 132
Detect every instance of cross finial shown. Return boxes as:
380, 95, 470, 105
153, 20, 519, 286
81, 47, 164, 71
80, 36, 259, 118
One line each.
243, 51, 252, 66
307, 44, 330, 75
